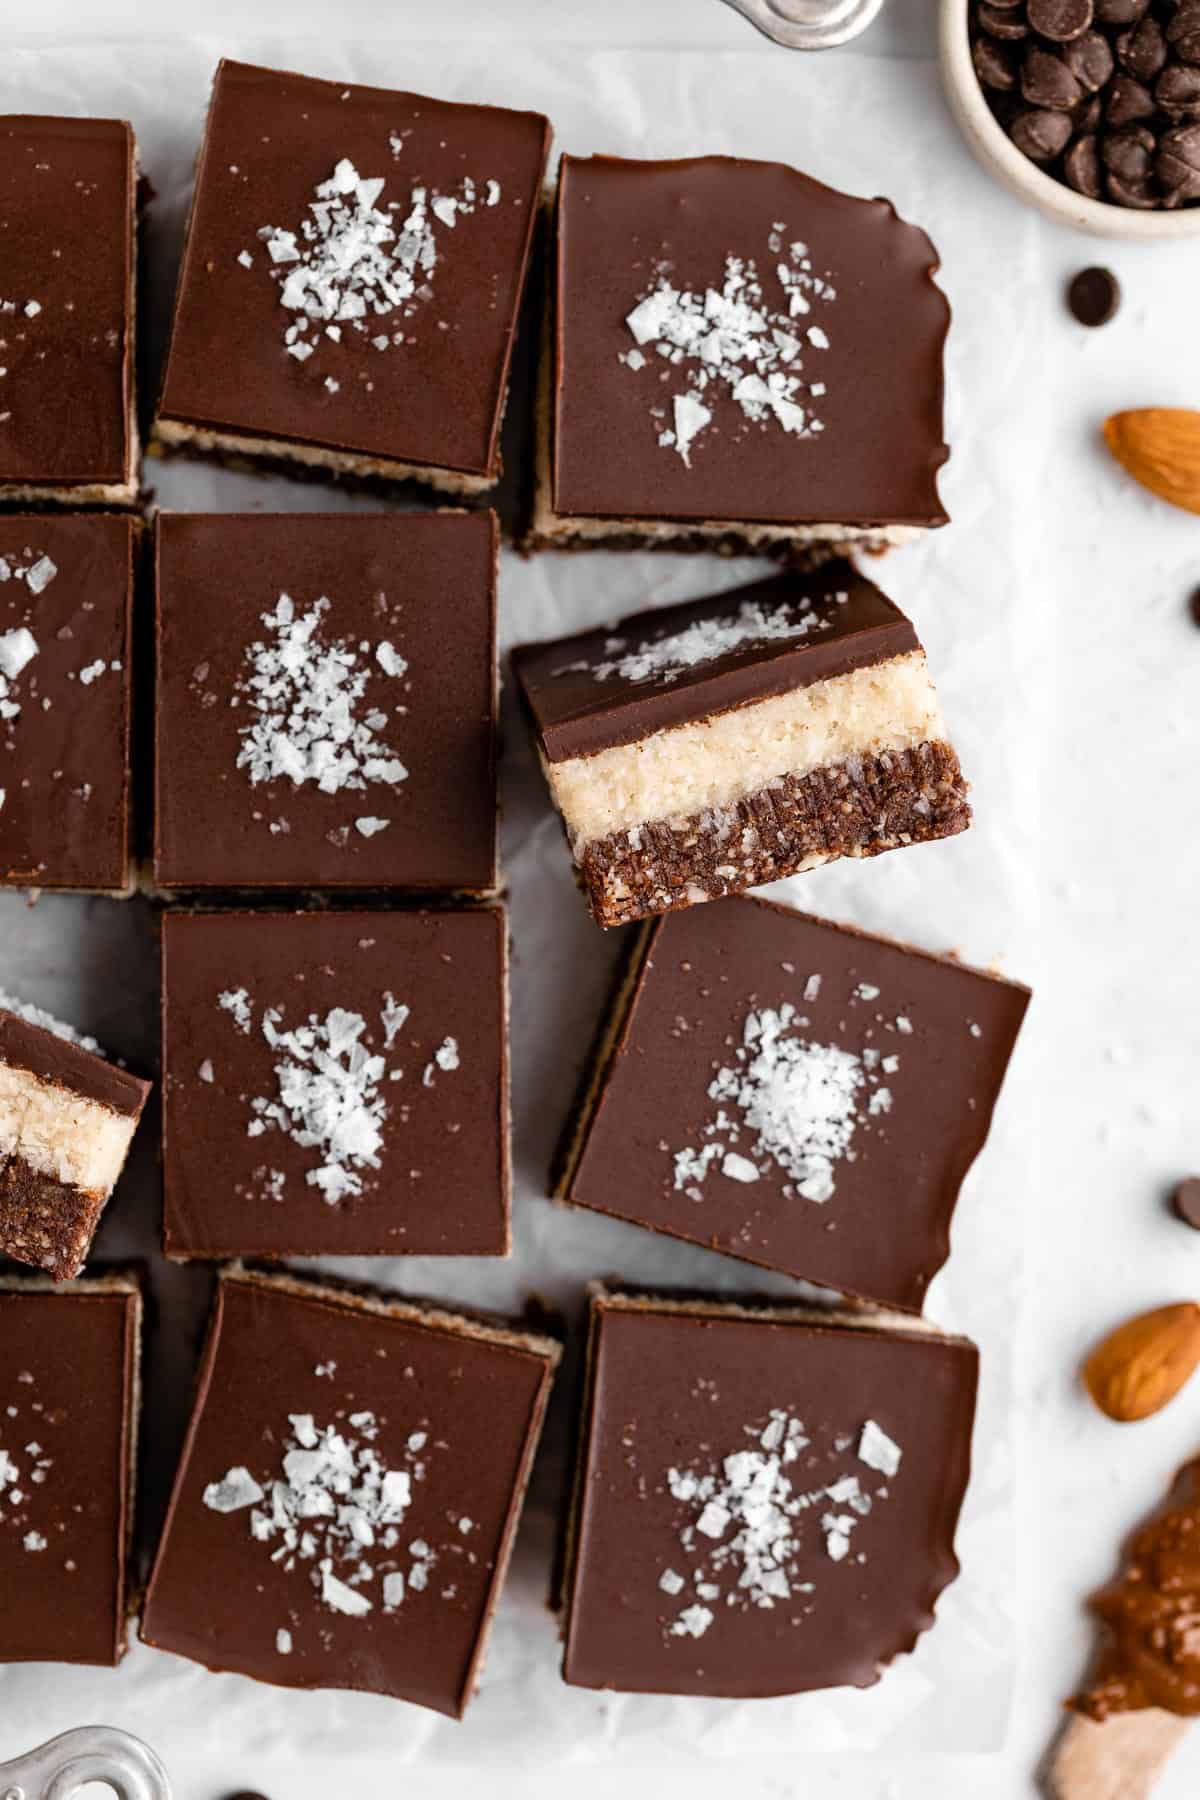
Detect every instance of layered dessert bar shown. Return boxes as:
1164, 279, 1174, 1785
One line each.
154, 511, 497, 893
161, 908, 509, 1259
0, 516, 136, 894
0, 995, 150, 1280
561, 1288, 977, 1697
558, 898, 1029, 1310
141, 1265, 559, 1715
0, 1273, 141, 1665
151, 60, 549, 495
0, 118, 138, 506
529, 153, 949, 556
512, 562, 970, 928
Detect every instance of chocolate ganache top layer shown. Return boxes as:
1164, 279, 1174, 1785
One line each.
512, 561, 919, 762
0, 1006, 149, 1119
156, 61, 550, 479
0, 515, 134, 891
563, 1293, 978, 1698
551, 154, 950, 528
0, 117, 135, 491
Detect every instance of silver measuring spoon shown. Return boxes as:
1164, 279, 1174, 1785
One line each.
0, 1727, 171, 1800
720, 0, 887, 48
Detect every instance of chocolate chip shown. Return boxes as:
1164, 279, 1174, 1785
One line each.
222, 1792, 272, 1800
1106, 168, 1161, 202
1116, 15, 1167, 79
1168, 2, 1200, 63
1158, 121, 1200, 192
1011, 107, 1077, 155
1023, 44, 1086, 104
1077, 91, 1105, 128
1190, 587, 1200, 626
1107, 70, 1157, 119
1102, 121, 1157, 178
1064, 130, 1105, 191
1172, 1178, 1200, 1229
1158, 61, 1200, 117
974, 34, 1021, 87
1095, 0, 1148, 19
1067, 265, 1122, 323
1064, 28, 1116, 89
1029, 0, 1094, 37
980, 0, 1031, 34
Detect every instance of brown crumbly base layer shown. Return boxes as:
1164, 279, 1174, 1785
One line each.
147, 424, 497, 503
520, 521, 892, 567
0, 1158, 105, 1280
576, 738, 970, 929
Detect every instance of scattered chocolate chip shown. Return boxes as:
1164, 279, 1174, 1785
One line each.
1157, 62, 1200, 118
1029, 0, 1094, 38
222, 1792, 272, 1800
1108, 71, 1157, 121
1116, 16, 1167, 80
1095, 0, 1148, 20
1011, 106, 1077, 155
1064, 28, 1116, 89
1190, 587, 1200, 627
980, 0, 1031, 35
1024, 44, 1086, 105
1173, 1178, 1200, 1229
974, 34, 1022, 89
1159, 121, 1200, 193
1067, 265, 1122, 323
1064, 131, 1105, 191
1102, 121, 1157, 177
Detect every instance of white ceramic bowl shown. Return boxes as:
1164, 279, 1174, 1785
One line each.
939, 0, 1200, 242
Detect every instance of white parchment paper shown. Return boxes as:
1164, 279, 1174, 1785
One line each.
0, 34, 1045, 1774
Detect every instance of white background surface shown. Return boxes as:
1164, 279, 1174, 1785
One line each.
1, 4, 1199, 1799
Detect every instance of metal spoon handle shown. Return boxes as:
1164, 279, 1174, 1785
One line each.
0, 1728, 171, 1800
720, 0, 887, 49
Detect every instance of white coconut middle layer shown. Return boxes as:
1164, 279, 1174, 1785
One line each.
0, 1063, 137, 1196
545, 650, 947, 853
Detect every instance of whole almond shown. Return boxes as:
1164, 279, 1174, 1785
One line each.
1103, 409, 1200, 516
1083, 1302, 1200, 1421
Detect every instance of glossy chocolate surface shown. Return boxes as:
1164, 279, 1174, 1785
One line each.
0, 516, 134, 890
156, 61, 549, 479
564, 897, 1029, 1310
141, 1270, 556, 1715
154, 511, 497, 892
0, 117, 134, 491
551, 155, 950, 527
161, 909, 508, 1259
563, 1294, 977, 1697
0, 1282, 139, 1666
512, 562, 918, 761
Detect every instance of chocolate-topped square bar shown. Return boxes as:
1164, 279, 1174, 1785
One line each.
512, 563, 969, 928
0, 1273, 141, 1666
152, 60, 549, 494
141, 1266, 559, 1715
154, 511, 497, 893
161, 908, 509, 1259
562, 1289, 977, 1698
0, 516, 135, 893
0, 118, 138, 506
558, 898, 1029, 1310
0, 994, 150, 1280
530, 154, 949, 556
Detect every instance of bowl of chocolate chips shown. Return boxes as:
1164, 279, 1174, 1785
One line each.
941, 0, 1200, 236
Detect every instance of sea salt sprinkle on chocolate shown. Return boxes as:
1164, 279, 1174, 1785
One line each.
621, 230, 836, 468
0, 1374, 59, 1553
201, 1408, 446, 1633
232, 593, 408, 836
245, 157, 502, 372
671, 990, 904, 1205
560, 596, 843, 688
657, 1409, 903, 1640
0, 989, 103, 1055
